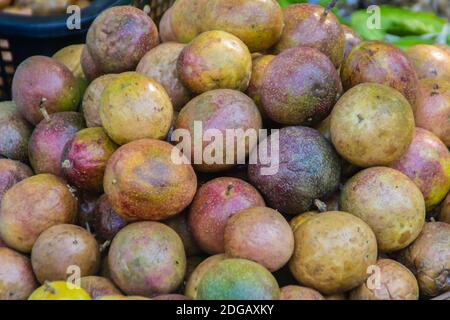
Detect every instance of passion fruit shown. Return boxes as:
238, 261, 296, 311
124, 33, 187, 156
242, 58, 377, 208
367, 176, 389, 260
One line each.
0, 159, 33, 204
80, 276, 122, 300
93, 194, 128, 242
406, 44, 450, 81
28, 281, 91, 300
280, 285, 325, 300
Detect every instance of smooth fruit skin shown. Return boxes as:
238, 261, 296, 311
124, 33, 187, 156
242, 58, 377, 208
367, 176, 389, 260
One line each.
289, 211, 378, 295
28, 281, 91, 300
275, 4, 345, 68
93, 194, 128, 242
406, 44, 450, 81
177, 31, 252, 94
108, 222, 186, 297
342, 25, 362, 59
100, 72, 173, 145
81, 46, 104, 82
414, 79, 450, 146
439, 193, 450, 224
201, 0, 284, 53
341, 41, 419, 107
28, 112, 85, 177
159, 7, 177, 42
80, 276, 122, 300
0, 159, 33, 204
103, 139, 197, 221
62, 127, 118, 193
0, 101, 32, 162
330, 83, 415, 167
136, 42, 191, 111
391, 128, 450, 211
196, 258, 280, 300
224, 207, 294, 272
175, 89, 262, 172
12, 56, 81, 125
82, 74, 119, 128
289, 212, 318, 232
0, 247, 38, 300
398, 222, 450, 297
31, 224, 100, 284
170, 0, 207, 43
350, 259, 419, 300
340, 167, 425, 252
246, 55, 275, 115
0, 174, 77, 253
86, 6, 159, 73
185, 254, 227, 299
188, 177, 265, 254
165, 212, 201, 257
280, 285, 325, 300
248, 126, 341, 215
260, 47, 341, 125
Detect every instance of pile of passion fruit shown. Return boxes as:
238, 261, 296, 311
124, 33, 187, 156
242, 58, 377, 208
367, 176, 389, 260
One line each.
0, 0, 449, 301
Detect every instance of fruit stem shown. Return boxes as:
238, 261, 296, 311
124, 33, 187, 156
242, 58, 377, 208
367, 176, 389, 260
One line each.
39, 98, 51, 122
61, 160, 72, 169
43, 281, 56, 295
100, 240, 111, 253
323, 0, 338, 16
314, 199, 328, 213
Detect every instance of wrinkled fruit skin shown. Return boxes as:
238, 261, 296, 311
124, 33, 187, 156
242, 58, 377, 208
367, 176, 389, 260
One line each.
280, 285, 324, 300
62, 127, 118, 193
0, 159, 33, 204
391, 128, 450, 211
248, 126, 341, 215
81, 46, 104, 82
414, 79, 450, 147
82, 74, 119, 128
175, 89, 262, 172
93, 194, 128, 242
289, 211, 378, 295
185, 254, 227, 299
201, 0, 284, 53
246, 55, 275, 115
86, 6, 159, 73
349, 259, 419, 300
275, 4, 345, 68
341, 41, 419, 107
136, 42, 191, 111
80, 276, 122, 300
31, 224, 100, 284
165, 212, 201, 257
406, 44, 450, 81
28, 112, 85, 177
330, 83, 415, 167
224, 207, 294, 272
100, 72, 173, 145
398, 222, 450, 297
261, 47, 341, 125
0, 101, 32, 162
342, 25, 362, 59
109, 222, 186, 297
439, 193, 450, 224
189, 177, 265, 254
0, 247, 38, 300
0, 174, 77, 253
104, 139, 197, 221
340, 167, 425, 252
197, 258, 280, 300
12, 56, 81, 125
177, 31, 252, 94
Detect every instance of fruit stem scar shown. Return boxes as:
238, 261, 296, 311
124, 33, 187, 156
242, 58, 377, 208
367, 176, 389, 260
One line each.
62, 160, 72, 169
314, 199, 328, 212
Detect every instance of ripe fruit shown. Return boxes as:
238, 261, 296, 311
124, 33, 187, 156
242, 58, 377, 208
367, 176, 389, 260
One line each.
177, 31, 252, 93
93, 194, 128, 242
99, 72, 173, 145
246, 54, 275, 114
28, 111, 85, 177
165, 212, 201, 257
109, 222, 186, 297
86, 6, 159, 73
196, 258, 280, 300
391, 128, 450, 210
80, 276, 122, 300
340, 167, 425, 252
248, 126, 341, 215
0, 159, 33, 204
275, 4, 345, 68
224, 207, 294, 272
342, 25, 362, 59
0, 247, 38, 300
341, 41, 419, 107
104, 139, 197, 221
289, 211, 377, 295
28, 281, 91, 300
350, 259, 419, 300
0, 174, 77, 253
439, 193, 450, 224
31, 224, 100, 284
12, 56, 81, 125
330, 83, 415, 167
188, 177, 265, 254
260, 47, 341, 125
406, 44, 450, 81
62, 127, 118, 193
280, 285, 325, 300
